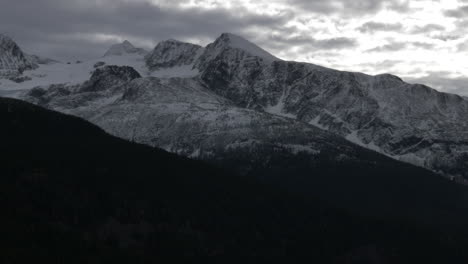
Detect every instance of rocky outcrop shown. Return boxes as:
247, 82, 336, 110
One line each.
145, 39, 204, 70
0, 34, 37, 78
80, 65, 141, 92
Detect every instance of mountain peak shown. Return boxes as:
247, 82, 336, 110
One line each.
0, 34, 15, 45
0, 34, 24, 52
211, 32, 280, 62
0, 34, 37, 74
122, 40, 132, 45
103, 40, 148, 57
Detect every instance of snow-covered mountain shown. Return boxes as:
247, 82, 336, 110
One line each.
2, 33, 468, 182
25, 65, 380, 177
195, 33, 280, 72
103, 40, 148, 57
193, 35, 468, 180
0, 39, 151, 96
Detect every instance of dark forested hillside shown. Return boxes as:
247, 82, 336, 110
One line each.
1, 97, 468, 262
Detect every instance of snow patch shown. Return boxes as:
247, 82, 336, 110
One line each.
264, 92, 295, 118
308, 116, 329, 130
346, 130, 383, 153
0, 54, 148, 93
280, 144, 320, 155
397, 152, 426, 167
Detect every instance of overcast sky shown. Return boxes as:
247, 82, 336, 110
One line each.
1, 0, 468, 95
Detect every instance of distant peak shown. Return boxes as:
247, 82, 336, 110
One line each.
121, 40, 135, 48
217, 32, 250, 44
113, 40, 135, 49
219, 32, 241, 39
0, 34, 18, 47
211, 32, 280, 62
0, 33, 12, 41
103, 40, 147, 57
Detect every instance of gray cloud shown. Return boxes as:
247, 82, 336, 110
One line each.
288, 0, 410, 16
431, 34, 461, 41
405, 72, 468, 96
367, 42, 407, 52
312, 37, 358, 49
410, 24, 445, 34
367, 41, 435, 52
0, 0, 292, 60
411, 41, 436, 49
355, 60, 404, 73
267, 34, 357, 51
444, 5, 468, 18
457, 41, 468, 51
357, 22, 403, 33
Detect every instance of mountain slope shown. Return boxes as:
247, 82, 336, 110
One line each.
2, 33, 468, 181
22, 65, 468, 231
3, 97, 468, 262
193, 34, 468, 181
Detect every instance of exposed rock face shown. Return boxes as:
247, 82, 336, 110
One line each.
195, 33, 279, 108
145, 39, 204, 70
196, 33, 278, 69
80, 65, 141, 92
0, 34, 37, 78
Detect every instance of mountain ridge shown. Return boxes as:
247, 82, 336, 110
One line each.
1, 32, 468, 181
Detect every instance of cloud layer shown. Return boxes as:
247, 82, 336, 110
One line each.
1, 0, 467, 95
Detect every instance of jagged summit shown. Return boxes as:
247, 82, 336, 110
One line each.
103, 40, 148, 57
0, 34, 37, 73
193, 33, 280, 73
211, 33, 279, 62
0, 34, 13, 44
145, 39, 204, 70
